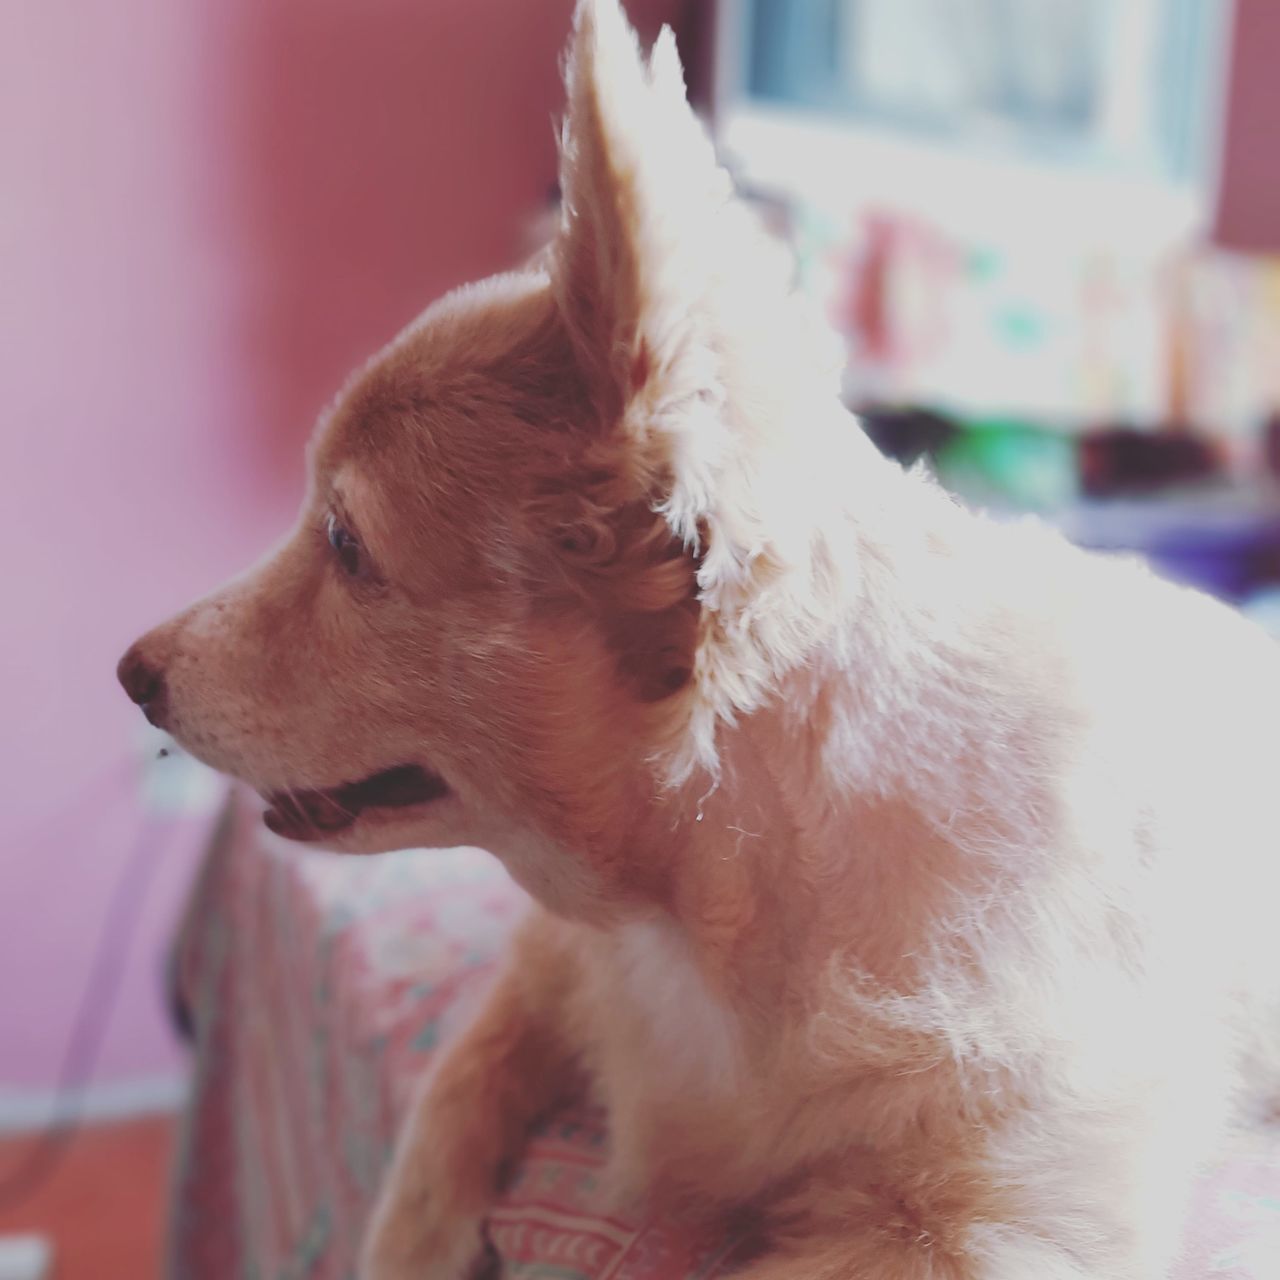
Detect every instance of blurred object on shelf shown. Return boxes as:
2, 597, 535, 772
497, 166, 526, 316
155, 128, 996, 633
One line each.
855, 404, 1280, 603
1170, 251, 1280, 451
1079, 425, 1220, 498
931, 416, 1078, 513
857, 405, 1226, 510
857, 405, 956, 467
803, 207, 1280, 445
1264, 415, 1280, 481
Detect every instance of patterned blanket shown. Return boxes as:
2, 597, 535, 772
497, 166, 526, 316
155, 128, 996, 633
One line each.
168, 789, 1280, 1279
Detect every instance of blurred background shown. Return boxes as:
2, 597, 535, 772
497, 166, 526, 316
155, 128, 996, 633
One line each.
2, 1, 1279, 1275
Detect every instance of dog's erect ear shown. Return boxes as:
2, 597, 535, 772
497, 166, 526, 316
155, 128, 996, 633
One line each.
548, 3, 842, 749
530, 2, 732, 710
554, 0, 728, 435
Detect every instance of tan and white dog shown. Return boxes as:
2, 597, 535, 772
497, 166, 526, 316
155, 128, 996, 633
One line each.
119, 2, 1280, 1276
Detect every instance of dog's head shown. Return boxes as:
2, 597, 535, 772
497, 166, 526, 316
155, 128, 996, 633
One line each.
118, 0, 847, 919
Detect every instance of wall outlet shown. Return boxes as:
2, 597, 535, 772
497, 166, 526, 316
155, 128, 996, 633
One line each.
0, 1235, 51, 1280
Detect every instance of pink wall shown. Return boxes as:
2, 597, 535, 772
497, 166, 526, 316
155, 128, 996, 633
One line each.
1, 0, 678, 1095
1213, 0, 1280, 253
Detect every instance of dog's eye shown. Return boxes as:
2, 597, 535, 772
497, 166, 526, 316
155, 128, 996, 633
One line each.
326, 513, 363, 577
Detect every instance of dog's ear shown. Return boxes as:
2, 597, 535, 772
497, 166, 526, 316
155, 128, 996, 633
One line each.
548, 2, 837, 744
553, 0, 727, 439
532, 2, 724, 709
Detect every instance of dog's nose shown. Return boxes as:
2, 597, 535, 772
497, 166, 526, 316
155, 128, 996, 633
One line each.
117, 643, 169, 728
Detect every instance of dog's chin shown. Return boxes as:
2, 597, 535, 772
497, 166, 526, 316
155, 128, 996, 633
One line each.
260, 762, 453, 849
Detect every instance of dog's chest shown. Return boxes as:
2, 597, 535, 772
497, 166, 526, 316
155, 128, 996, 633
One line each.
586, 921, 790, 1203
605, 921, 741, 1097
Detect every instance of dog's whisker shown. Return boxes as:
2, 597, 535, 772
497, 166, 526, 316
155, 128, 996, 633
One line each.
282, 790, 308, 828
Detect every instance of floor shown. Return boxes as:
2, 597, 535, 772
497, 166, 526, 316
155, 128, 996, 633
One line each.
0, 1115, 175, 1280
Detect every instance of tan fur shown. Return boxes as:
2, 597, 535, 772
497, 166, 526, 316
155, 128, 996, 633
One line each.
121, 2, 1280, 1277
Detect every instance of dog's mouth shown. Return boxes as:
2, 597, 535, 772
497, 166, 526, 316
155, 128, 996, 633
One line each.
262, 763, 450, 842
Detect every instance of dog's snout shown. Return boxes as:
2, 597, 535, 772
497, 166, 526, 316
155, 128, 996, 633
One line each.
117, 642, 169, 727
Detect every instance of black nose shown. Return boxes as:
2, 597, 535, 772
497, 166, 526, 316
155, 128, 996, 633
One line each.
117, 643, 169, 727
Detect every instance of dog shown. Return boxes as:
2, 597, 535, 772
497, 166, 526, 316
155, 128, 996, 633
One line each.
119, 2, 1280, 1276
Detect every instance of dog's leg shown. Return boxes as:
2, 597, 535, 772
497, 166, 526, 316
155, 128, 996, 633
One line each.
360, 908, 583, 1280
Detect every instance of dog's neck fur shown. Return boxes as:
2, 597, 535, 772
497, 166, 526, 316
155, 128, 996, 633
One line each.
638, 430, 1056, 1023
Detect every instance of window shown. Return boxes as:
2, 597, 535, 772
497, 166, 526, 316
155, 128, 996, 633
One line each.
737, 0, 1224, 183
